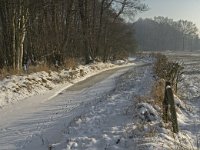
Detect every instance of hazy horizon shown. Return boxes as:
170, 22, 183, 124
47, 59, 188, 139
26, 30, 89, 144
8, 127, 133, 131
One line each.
136, 0, 200, 34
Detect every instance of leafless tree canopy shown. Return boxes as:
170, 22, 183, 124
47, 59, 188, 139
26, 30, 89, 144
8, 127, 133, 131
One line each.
0, 0, 147, 70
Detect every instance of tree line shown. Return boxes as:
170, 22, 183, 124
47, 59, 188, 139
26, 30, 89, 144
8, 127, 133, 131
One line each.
134, 16, 200, 51
0, 0, 147, 71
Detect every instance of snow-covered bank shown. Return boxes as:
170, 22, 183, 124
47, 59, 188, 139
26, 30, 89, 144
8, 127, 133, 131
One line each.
0, 61, 135, 108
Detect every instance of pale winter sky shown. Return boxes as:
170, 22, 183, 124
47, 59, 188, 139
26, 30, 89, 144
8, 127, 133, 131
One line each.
136, 0, 200, 32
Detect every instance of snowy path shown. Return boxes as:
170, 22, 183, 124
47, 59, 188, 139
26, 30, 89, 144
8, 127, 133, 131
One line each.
51, 64, 153, 150
0, 65, 139, 150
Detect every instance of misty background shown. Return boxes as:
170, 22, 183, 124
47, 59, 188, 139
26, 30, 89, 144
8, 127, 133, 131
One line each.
134, 0, 200, 51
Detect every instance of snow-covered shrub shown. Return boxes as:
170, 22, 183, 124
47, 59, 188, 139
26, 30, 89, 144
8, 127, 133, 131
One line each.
113, 60, 126, 65
137, 103, 160, 122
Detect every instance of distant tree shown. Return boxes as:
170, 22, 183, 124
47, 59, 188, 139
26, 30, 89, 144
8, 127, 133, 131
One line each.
134, 17, 200, 51
101, 0, 147, 62
176, 20, 198, 51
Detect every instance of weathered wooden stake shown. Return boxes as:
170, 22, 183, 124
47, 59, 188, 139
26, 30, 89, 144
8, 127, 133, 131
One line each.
166, 83, 179, 133
163, 81, 170, 123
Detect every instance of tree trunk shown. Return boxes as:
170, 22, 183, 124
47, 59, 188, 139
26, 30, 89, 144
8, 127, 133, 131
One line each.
12, 12, 16, 69
61, 0, 74, 53
78, 0, 90, 64
95, 0, 105, 57
16, 3, 28, 71
182, 35, 185, 51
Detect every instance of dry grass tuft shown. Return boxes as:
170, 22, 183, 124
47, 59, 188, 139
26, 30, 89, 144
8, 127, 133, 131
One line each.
0, 67, 22, 79
64, 58, 78, 70
0, 58, 79, 80
0, 64, 54, 81
111, 50, 129, 60
135, 95, 151, 104
28, 64, 50, 73
151, 79, 165, 108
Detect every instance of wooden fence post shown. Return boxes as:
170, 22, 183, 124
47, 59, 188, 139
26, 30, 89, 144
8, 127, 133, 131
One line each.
165, 82, 179, 133
163, 82, 170, 123
163, 81, 170, 123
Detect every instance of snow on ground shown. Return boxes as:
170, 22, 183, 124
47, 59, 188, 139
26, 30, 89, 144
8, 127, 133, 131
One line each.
0, 66, 135, 150
0, 53, 199, 150
51, 64, 156, 150
50, 53, 199, 150
176, 54, 200, 150
0, 61, 134, 108
0, 59, 142, 150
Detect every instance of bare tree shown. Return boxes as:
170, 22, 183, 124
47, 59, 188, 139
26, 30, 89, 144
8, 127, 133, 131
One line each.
0, 0, 29, 70
0, 0, 144, 70
177, 20, 198, 51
